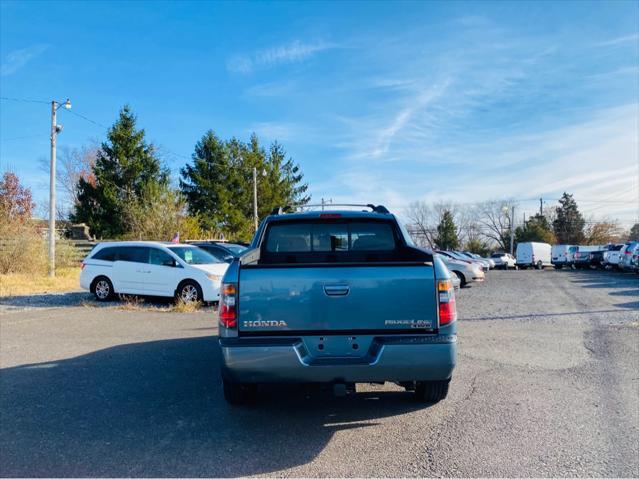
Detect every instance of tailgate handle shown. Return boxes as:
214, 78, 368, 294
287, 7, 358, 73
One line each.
323, 284, 350, 296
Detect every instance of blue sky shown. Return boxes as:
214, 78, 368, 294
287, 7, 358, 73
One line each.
1, 0, 638, 226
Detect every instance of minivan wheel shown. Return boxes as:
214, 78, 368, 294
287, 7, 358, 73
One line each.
453, 271, 467, 287
222, 378, 257, 405
175, 280, 203, 303
92, 276, 114, 302
415, 379, 450, 403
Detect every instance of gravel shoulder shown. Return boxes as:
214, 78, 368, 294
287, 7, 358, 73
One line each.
1, 269, 637, 477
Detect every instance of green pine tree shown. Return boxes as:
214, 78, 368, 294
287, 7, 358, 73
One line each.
515, 214, 555, 245
552, 192, 585, 244
180, 131, 309, 241
434, 210, 460, 250
72, 105, 168, 238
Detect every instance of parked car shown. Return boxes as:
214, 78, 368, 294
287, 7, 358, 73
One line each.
490, 252, 516, 269
80, 241, 228, 303
457, 251, 493, 270
441, 250, 488, 271
189, 241, 248, 263
516, 242, 552, 269
436, 252, 485, 287
551, 245, 575, 269
573, 246, 601, 269
602, 243, 626, 269
466, 252, 496, 269
588, 250, 605, 269
218, 204, 457, 405
620, 241, 639, 271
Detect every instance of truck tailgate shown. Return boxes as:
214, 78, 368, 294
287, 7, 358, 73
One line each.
238, 264, 437, 334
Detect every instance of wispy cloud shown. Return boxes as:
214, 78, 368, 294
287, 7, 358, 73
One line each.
227, 40, 336, 74
596, 33, 639, 48
1, 44, 48, 76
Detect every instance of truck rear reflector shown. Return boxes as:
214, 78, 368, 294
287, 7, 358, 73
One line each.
438, 279, 457, 326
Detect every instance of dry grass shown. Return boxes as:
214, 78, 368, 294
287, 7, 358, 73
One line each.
79, 294, 206, 313
0, 267, 81, 297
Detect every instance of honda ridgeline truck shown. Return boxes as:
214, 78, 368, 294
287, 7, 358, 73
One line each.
218, 204, 457, 405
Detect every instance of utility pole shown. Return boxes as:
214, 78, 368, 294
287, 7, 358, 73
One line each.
49, 101, 57, 277
510, 205, 515, 256
252, 166, 258, 232
48, 99, 71, 277
539, 198, 543, 216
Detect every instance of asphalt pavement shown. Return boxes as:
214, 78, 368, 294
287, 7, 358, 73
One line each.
1, 269, 637, 477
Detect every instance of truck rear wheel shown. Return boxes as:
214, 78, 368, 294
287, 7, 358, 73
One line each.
415, 379, 449, 403
222, 378, 257, 405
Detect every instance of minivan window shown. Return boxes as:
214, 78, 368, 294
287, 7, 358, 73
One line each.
117, 246, 148, 263
149, 248, 174, 266
93, 247, 117, 261
168, 246, 218, 264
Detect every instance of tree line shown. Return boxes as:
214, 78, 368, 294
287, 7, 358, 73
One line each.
406, 194, 633, 254
3, 104, 637, 251
68, 106, 308, 241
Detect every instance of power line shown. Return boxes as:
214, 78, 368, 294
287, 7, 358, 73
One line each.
0, 96, 49, 104
64, 109, 109, 130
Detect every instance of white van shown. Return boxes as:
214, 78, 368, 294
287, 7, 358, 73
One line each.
516, 242, 552, 269
551, 244, 575, 269
80, 241, 229, 302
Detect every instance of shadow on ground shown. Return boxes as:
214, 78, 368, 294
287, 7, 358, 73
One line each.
0, 291, 91, 309
0, 336, 425, 477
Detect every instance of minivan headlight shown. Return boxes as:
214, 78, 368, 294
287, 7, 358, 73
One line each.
207, 273, 222, 281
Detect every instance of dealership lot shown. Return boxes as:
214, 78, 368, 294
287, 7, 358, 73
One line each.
1, 270, 637, 477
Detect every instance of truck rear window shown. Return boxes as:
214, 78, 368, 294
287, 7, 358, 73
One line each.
265, 221, 396, 253
261, 220, 406, 264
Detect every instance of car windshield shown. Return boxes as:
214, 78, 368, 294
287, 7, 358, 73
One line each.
225, 244, 248, 255
168, 246, 220, 264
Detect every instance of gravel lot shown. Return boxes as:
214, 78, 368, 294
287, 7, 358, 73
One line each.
1, 269, 638, 477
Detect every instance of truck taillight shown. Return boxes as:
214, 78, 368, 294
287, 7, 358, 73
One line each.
219, 283, 237, 329
438, 279, 457, 326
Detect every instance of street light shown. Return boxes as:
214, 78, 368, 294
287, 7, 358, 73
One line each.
49, 98, 71, 277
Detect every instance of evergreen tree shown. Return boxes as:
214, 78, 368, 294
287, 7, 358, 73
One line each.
552, 192, 585, 244
180, 131, 309, 240
434, 210, 459, 250
629, 223, 639, 241
72, 106, 167, 238
515, 214, 555, 245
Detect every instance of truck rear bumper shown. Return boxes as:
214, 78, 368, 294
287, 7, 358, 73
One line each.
220, 335, 456, 383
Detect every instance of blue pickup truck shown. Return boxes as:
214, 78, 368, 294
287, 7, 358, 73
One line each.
218, 204, 457, 404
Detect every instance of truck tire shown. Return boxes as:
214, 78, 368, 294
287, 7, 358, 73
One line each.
415, 379, 449, 403
222, 378, 257, 405
536, 260, 543, 270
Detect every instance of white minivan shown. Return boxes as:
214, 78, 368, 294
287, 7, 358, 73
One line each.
80, 241, 229, 302
516, 242, 552, 269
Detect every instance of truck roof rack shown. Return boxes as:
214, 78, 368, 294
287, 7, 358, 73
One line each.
270, 204, 390, 215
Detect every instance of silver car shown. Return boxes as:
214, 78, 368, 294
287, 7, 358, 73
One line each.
436, 253, 485, 287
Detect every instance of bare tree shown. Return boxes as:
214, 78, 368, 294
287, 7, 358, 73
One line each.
39, 143, 100, 217
476, 199, 517, 251
584, 217, 623, 245
405, 201, 436, 247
